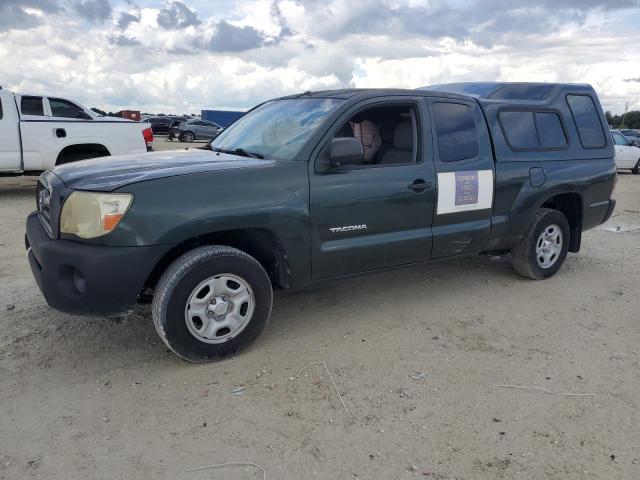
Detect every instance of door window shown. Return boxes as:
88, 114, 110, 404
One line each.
49, 98, 87, 119
433, 102, 479, 161
331, 104, 418, 167
21, 96, 44, 116
0, 98, 3, 119
612, 132, 630, 146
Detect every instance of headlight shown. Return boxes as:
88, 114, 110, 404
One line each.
60, 191, 133, 238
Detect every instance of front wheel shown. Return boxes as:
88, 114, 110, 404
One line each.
152, 246, 273, 362
511, 208, 570, 280
632, 159, 640, 175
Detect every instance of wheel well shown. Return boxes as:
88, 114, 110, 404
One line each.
143, 229, 292, 294
541, 193, 582, 252
56, 144, 110, 165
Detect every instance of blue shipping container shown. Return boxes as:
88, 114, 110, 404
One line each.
201, 110, 245, 128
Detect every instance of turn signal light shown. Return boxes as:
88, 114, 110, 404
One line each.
103, 213, 123, 231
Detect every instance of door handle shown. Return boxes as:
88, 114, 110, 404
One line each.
55, 128, 66, 138
407, 179, 432, 193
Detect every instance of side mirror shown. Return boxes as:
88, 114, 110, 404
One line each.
630, 140, 638, 147
76, 111, 92, 120
330, 137, 363, 168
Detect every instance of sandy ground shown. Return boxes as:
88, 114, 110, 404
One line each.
152, 135, 210, 151
1, 143, 639, 479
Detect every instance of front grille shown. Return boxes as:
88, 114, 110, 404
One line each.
36, 180, 53, 237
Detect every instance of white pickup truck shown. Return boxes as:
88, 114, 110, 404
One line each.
0, 88, 153, 174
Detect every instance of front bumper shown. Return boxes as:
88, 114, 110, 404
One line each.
26, 212, 172, 317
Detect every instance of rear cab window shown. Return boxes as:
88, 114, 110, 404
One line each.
21, 96, 44, 116
433, 102, 479, 162
566, 94, 606, 148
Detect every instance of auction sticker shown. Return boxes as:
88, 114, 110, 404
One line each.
437, 169, 493, 214
455, 171, 479, 206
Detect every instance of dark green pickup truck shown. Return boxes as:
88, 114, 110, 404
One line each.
26, 82, 616, 362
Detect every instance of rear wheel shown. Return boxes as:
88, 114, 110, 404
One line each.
56, 150, 109, 165
511, 208, 570, 280
152, 246, 273, 362
180, 131, 195, 143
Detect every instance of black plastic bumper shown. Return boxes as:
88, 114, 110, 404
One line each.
26, 212, 172, 317
601, 199, 616, 224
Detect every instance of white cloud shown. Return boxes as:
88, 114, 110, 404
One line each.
0, 0, 638, 113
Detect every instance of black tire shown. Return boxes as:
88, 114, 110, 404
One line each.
152, 246, 273, 362
632, 160, 640, 175
510, 208, 570, 280
181, 131, 195, 143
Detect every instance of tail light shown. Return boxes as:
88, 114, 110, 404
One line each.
142, 127, 153, 151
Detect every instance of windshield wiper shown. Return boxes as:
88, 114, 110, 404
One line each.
213, 147, 264, 159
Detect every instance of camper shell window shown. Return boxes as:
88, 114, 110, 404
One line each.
566, 94, 606, 149
499, 109, 568, 151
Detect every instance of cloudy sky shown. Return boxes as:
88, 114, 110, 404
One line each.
1, 0, 639, 114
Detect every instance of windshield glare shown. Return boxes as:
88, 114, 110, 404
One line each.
210, 98, 344, 160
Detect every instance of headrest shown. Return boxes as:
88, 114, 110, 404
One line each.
393, 121, 412, 150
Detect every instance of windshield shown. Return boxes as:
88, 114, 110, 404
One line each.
210, 98, 344, 160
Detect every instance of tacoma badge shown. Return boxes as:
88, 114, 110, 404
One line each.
329, 224, 367, 233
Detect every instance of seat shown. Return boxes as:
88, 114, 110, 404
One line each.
379, 121, 413, 164
373, 116, 400, 163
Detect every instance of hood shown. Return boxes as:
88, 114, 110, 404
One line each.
52, 149, 275, 191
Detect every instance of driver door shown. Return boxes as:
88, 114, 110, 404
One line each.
309, 98, 436, 279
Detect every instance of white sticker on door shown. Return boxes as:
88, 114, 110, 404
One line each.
436, 170, 493, 215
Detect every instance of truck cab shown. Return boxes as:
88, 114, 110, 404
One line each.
25, 83, 616, 362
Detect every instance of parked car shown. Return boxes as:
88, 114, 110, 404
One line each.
618, 128, 640, 145
0, 89, 152, 174
26, 82, 616, 362
174, 119, 221, 142
143, 116, 186, 135
611, 130, 640, 173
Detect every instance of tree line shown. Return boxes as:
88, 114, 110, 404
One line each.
606, 111, 640, 129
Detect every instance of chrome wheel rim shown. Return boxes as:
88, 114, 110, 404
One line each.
184, 274, 255, 344
535, 224, 563, 269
